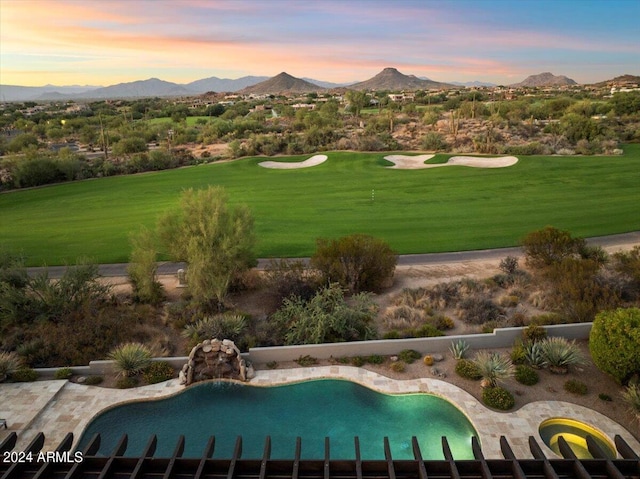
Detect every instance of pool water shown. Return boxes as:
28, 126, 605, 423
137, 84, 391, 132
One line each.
539, 418, 617, 459
76, 379, 478, 459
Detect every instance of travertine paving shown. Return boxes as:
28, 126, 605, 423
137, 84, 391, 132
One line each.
1, 367, 638, 459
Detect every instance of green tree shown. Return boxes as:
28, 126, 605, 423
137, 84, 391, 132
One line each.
128, 227, 164, 304
521, 226, 585, 269
270, 283, 377, 345
310, 234, 397, 294
345, 90, 369, 118
590, 307, 640, 384
157, 186, 256, 310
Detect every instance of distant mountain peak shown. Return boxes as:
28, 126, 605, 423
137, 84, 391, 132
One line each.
511, 72, 577, 87
238, 72, 324, 94
348, 67, 454, 90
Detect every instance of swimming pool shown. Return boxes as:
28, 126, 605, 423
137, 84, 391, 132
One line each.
76, 379, 478, 459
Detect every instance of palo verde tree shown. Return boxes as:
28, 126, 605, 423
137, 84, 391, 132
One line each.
157, 186, 256, 310
127, 226, 165, 305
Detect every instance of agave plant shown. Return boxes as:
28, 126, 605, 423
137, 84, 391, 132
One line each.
108, 342, 152, 378
622, 384, 640, 423
472, 351, 515, 388
523, 341, 546, 369
0, 351, 23, 382
539, 337, 585, 374
449, 339, 469, 360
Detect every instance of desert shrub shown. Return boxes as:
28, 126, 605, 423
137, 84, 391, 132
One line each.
366, 355, 385, 365
116, 376, 139, 389
449, 339, 469, 360
392, 288, 433, 310
0, 351, 23, 381
383, 330, 401, 339
564, 379, 588, 395
523, 324, 547, 343
515, 365, 539, 385
590, 307, 640, 384
271, 283, 377, 345
472, 352, 514, 387
509, 311, 528, 327
351, 356, 366, 367
84, 375, 104, 385
480, 320, 505, 333
491, 274, 513, 288
539, 337, 585, 373
412, 323, 445, 338
510, 343, 527, 365
422, 131, 447, 151
499, 256, 519, 275
310, 234, 397, 294
498, 295, 519, 307
530, 313, 564, 325
427, 282, 460, 308
266, 361, 278, 369
455, 359, 482, 380
612, 246, 640, 296
622, 384, 640, 423
458, 296, 504, 325
430, 314, 455, 330
383, 305, 425, 329
10, 368, 38, 382
143, 361, 175, 384
482, 386, 515, 410
398, 349, 421, 364
264, 259, 321, 307
544, 257, 620, 323
54, 367, 73, 380
423, 355, 434, 366
390, 361, 406, 373
599, 393, 612, 401
522, 226, 585, 269
108, 342, 152, 377
295, 355, 317, 367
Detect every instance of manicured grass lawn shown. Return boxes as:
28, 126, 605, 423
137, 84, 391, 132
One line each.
1, 146, 639, 266
145, 116, 216, 126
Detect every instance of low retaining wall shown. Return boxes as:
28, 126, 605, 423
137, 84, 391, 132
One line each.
246, 323, 592, 363
32, 323, 591, 377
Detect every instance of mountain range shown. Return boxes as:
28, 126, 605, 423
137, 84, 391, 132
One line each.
1, 69, 629, 102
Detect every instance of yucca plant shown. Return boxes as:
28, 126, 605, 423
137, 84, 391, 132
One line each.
622, 384, 640, 423
523, 341, 546, 369
539, 337, 585, 374
108, 342, 152, 378
182, 313, 247, 346
0, 351, 23, 382
472, 351, 515, 388
449, 339, 469, 360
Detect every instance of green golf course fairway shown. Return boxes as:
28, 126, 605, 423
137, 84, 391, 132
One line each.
1, 147, 639, 266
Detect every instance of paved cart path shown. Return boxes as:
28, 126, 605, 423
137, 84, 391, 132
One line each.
28, 231, 640, 279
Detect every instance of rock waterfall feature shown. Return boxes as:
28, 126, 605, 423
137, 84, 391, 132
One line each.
180, 339, 248, 386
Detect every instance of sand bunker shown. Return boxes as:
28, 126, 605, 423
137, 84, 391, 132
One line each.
384, 154, 435, 169
385, 154, 518, 170
259, 154, 328, 169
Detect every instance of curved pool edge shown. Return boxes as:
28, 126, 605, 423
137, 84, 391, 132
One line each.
12, 366, 640, 459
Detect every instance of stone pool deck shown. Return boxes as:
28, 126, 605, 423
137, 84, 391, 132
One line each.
1, 366, 638, 459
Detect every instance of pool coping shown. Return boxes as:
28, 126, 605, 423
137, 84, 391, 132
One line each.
2, 365, 639, 459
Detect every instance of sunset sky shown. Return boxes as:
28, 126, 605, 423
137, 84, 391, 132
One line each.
1, 0, 638, 87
